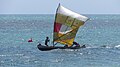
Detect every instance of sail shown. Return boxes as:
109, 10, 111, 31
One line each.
53, 4, 89, 47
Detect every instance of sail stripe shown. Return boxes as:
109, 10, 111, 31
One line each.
54, 28, 79, 46
70, 18, 76, 27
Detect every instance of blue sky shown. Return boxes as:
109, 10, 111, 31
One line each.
0, 0, 120, 14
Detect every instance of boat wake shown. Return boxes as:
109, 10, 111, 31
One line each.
85, 44, 120, 49
115, 45, 120, 48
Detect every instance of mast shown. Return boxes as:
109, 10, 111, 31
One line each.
53, 3, 60, 46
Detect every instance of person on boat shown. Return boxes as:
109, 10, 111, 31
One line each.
45, 37, 50, 46
64, 45, 68, 47
72, 41, 80, 47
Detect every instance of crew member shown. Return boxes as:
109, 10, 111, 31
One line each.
45, 37, 50, 46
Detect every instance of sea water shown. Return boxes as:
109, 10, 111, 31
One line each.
0, 14, 120, 67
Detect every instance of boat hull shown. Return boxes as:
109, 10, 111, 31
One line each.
37, 44, 86, 51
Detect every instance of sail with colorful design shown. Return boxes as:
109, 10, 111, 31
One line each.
53, 4, 89, 47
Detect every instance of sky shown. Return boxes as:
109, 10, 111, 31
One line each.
0, 0, 120, 14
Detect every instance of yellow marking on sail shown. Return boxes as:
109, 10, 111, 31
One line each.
55, 38, 74, 47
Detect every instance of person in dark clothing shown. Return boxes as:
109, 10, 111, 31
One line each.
64, 45, 68, 47
45, 37, 50, 46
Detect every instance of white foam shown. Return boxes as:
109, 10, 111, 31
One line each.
115, 45, 120, 48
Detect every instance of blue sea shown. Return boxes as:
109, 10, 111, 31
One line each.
0, 14, 120, 67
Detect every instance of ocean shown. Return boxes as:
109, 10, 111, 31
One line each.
0, 14, 120, 67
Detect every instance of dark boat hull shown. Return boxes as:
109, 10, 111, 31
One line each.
37, 45, 58, 51
37, 44, 86, 51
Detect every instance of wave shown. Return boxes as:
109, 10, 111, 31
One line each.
86, 44, 120, 49
115, 45, 120, 48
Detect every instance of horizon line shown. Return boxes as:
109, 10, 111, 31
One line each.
0, 13, 120, 15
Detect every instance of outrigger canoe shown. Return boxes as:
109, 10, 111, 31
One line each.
37, 4, 89, 51
37, 44, 86, 51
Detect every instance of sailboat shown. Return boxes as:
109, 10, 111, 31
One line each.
37, 4, 89, 51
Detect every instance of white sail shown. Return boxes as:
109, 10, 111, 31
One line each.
57, 5, 89, 22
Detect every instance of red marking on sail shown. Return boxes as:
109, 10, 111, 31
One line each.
54, 22, 62, 32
